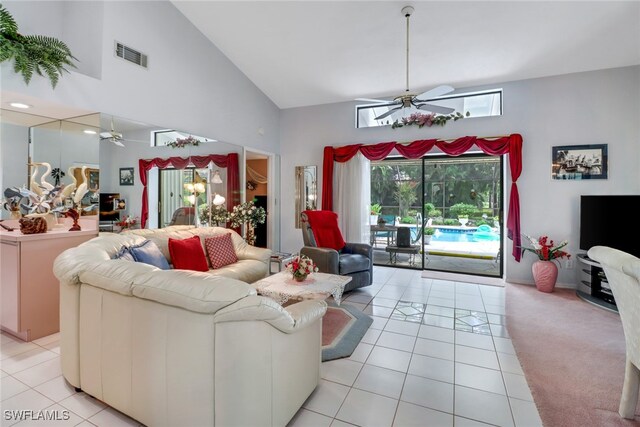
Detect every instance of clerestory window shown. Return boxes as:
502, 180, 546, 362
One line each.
356, 89, 502, 129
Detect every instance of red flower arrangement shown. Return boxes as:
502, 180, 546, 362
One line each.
521, 234, 571, 262
116, 215, 138, 230
285, 254, 319, 282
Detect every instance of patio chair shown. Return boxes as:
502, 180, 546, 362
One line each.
300, 211, 372, 292
372, 214, 396, 247
587, 246, 640, 419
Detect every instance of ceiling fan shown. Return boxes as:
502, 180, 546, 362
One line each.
356, 6, 456, 121
100, 116, 126, 147
99, 116, 148, 147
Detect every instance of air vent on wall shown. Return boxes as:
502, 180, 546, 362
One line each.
115, 42, 148, 68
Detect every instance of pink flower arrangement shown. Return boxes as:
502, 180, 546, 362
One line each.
521, 234, 571, 262
166, 135, 201, 149
391, 111, 469, 129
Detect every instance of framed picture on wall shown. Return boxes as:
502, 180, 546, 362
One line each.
552, 144, 608, 180
120, 167, 135, 186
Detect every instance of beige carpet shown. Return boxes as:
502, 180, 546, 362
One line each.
506, 283, 640, 426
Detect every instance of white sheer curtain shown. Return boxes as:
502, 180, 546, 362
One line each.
334, 152, 370, 244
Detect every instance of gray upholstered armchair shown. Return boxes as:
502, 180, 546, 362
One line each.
300, 211, 373, 292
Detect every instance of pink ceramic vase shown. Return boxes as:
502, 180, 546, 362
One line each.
532, 260, 558, 293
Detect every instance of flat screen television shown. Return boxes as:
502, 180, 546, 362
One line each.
99, 193, 121, 222
580, 195, 640, 258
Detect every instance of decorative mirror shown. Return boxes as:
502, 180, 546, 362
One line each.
295, 165, 317, 228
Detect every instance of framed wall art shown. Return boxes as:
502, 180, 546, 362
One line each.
552, 144, 608, 180
119, 167, 135, 186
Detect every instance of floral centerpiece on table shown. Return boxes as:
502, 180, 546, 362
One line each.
116, 215, 138, 230
521, 234, 571, 262
199, 203, 230, 226
166, 135, 201, 149
285, 254, 319, 282
229, 200, 266, 245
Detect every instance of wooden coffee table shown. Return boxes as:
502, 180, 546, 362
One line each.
252, 271, 352, 306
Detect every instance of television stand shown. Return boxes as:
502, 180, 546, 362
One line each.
576, 253, 618, 313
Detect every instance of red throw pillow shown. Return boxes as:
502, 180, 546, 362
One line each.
168, 236, 209, 272
205, 234, 238, 269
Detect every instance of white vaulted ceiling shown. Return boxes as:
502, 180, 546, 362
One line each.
172, 1, 640, 109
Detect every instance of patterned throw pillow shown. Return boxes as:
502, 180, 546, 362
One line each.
168, 235, 209, 272
205, 233, 238, 269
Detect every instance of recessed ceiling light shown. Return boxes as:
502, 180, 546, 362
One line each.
83, 130, 97, 135
10, 102, 31, 109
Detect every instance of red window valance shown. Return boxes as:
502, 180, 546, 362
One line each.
138, 153, 240, 228
322, 134, 523, 261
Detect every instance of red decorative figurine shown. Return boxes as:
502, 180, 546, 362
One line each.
65, 208, 81, 231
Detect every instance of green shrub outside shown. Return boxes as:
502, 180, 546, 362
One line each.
424, 203, 442, 218
449, 203, 479, 218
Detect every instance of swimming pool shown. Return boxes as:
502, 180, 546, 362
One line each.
435, 229, 499, 242
407, 227, 500, 243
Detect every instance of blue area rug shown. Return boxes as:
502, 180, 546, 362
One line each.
322, 302, 373, 362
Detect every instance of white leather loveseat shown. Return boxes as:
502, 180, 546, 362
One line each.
122, 225, 271, 283
53, 229, 327, 427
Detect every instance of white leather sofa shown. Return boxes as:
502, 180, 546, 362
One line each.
122, 225, 271, 283
53, 229, 327, 427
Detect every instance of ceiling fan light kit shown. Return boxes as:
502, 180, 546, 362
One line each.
356, 6, 469, 129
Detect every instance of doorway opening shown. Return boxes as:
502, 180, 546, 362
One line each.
244, 149, 279, 250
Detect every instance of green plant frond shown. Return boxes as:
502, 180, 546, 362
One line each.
38, 61, 61, 87
0, 5, 18, 37
0, 7, 76, 87
13, 53, 34, 84
23, 34, 73, 57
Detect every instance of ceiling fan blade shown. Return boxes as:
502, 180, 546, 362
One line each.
415, 103, 455, 115
356, 98, 391, 104
391, 106, 420, 120
100, 132, 113, 139
112, 139, 125, 147
375, 106, 402, 120
414, 85, 455, 102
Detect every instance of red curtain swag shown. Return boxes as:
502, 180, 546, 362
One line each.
322, 134, 523, 261
138, 153, 240, 228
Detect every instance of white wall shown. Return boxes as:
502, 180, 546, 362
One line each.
1, 1, 280, 153
279, 66, 640, 286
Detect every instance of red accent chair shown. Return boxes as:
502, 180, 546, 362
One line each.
300, 211, 373, 292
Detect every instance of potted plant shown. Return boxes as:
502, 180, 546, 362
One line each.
521, 234, 571, 293
0, 5, 77, 88
370, 203, 382, 225
423, 227, 435, 244
229, 200, 266, 245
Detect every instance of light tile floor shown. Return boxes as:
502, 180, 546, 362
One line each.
0, 266, 542, 427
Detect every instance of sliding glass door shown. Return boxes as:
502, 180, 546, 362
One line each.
371, 153, 503, 277
158, 168, 209, 227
